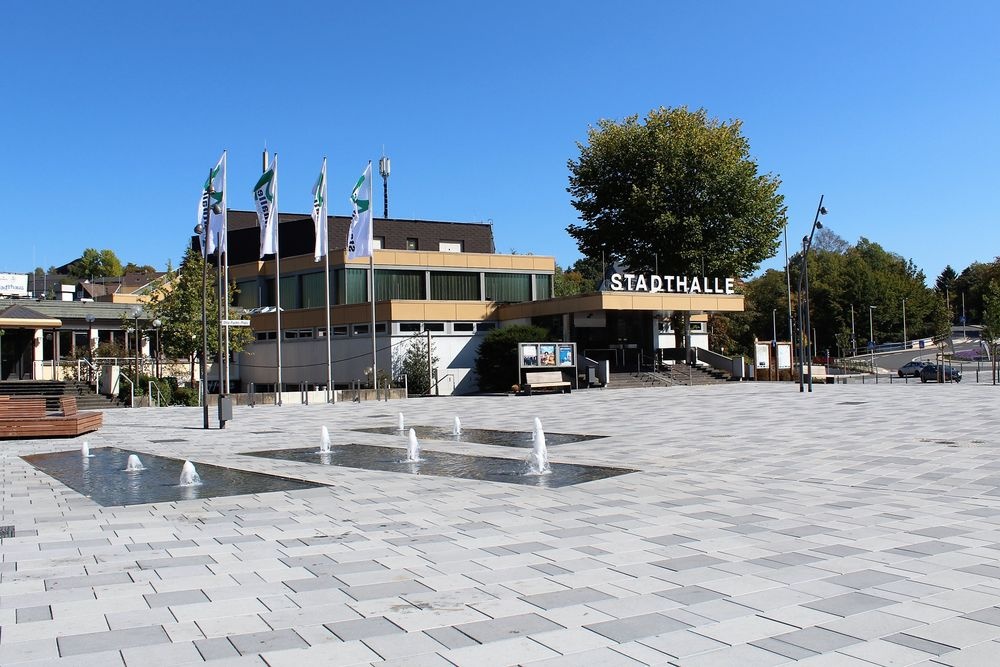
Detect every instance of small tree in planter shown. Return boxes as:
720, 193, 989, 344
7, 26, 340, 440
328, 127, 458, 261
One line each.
397, 334, 439, 396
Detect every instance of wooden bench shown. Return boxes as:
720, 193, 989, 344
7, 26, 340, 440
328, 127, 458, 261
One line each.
0, 396, 103, 439
523, 370, 571, 395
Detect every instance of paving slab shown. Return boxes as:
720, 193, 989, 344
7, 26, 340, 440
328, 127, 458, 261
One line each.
4, 383, 1000, 664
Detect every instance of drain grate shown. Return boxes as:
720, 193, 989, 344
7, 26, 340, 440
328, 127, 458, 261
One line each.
0, 525, 14, 539
150, 439, 187, 443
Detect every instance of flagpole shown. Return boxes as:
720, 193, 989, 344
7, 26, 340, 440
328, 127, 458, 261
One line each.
222, 150, 230, 396
322, 158, 334, 404
273, 154, 283, 406
201, 168, 211, 430
367, 161, 377, 398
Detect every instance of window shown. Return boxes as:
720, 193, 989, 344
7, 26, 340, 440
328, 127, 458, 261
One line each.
424, 322, 445, 332
430, 271, 480, 300
285, 329, 313, 340
375, 269, 425, 300
352, 324, 369, 335
399, 322, 421, 333
234, 279, 259, 308
485, 273, 531, 302
255, 331, 276, 341
689, 322, 705, 332
336, 268, 367, 304
535, 274, 552, 300
375, 323, 387, 334
331, 326, 348, 337
439, 241, 463, 253
373, 236, 385, 250
406, 238, 418, 250
279, 275, 299, 310
301, 272, 327, 309
453, 322, 475, 332
477, 322, 498, 332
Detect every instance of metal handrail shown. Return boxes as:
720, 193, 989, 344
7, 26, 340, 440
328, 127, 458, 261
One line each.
148, 380, 163, 407
117, 371, 135, 408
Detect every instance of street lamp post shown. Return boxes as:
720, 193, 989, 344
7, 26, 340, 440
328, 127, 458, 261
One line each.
772, 308, 778, 381
152, 319, 161, 378
902, 298, 907, 350
131, 305, 142, 381
850, 305, 856, 356
869, 305, 877, 383
797, 195, 828, 393
195, 221, 210, 430
85, 313, 95, 384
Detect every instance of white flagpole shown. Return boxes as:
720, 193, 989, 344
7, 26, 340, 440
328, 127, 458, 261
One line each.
273, 154, 283, 406
222, 150, 230, 395
367, 161, 377, 397
322, 158, 334, 404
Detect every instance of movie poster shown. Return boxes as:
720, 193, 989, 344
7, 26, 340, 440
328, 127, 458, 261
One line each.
539, 344, 557, 366
521, 344, 538, 366
558, 345, 574, 366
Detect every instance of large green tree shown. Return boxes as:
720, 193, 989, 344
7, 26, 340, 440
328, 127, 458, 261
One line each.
147, 246, 253, 384
69, 248, 124, 278
567, 106, 787, 279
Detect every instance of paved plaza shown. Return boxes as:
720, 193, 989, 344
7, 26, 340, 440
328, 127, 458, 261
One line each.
3, 382, 1000, 666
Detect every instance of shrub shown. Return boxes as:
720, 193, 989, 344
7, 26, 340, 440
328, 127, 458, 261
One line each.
475, 325, 551, 392
172, 386, 199, 407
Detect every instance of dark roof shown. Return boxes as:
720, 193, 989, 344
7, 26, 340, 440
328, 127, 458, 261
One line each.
194, 211, 496, 264
0, 304, 50, 320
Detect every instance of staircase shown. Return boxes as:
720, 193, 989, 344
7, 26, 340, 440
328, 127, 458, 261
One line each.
606, 363, 731, 389
0, 381, 121, 410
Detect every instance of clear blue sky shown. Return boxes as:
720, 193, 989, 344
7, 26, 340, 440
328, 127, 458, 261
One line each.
4, 2, 997, 283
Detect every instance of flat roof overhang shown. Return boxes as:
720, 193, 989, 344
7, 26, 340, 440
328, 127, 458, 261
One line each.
496, 292, 745, 321
0, 316, 63, 328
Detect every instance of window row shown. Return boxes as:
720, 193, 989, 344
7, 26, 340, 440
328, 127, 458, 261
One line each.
253, 321, 498, 342
234, 270, 553, 310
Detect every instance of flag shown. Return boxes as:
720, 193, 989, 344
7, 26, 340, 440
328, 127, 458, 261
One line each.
347, 162, 373, 259
312, 158, 328, 262
198, 152, 226, 256
254, 154, 278, 258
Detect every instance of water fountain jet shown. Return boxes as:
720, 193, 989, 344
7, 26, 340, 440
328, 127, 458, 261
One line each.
319, 426, 331, 453
406, 428, 421, 462
81, 441, 91, 457
125, 454, 144, 471
178, 460, 202, 486
397, 413, 405, 432
528, 418, 550, 475
453, 416, 462, 436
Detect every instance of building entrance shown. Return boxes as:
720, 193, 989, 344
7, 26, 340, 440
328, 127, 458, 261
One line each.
0, 329, 33, 380
573, 311, 654, 371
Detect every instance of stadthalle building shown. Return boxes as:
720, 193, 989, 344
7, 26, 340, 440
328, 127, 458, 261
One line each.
222, 211, 745, 394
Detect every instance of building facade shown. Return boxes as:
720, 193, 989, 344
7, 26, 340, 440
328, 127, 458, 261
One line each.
221, 211, 745, 394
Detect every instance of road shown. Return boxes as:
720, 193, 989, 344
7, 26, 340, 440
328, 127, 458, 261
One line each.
853, 338, 986, 373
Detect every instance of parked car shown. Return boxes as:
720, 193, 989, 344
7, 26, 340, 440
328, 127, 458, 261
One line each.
898, 360, 929, 377
919, 364, 962, 383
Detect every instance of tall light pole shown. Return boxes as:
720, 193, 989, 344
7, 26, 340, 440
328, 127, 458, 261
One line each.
772, 308, 778, 381
131, 305, 142, 381
850, 304, 856, 356
797, 195, 828, 393
902, 298, 907, 350
869, 305, 877, 382
85, 313, 95, 384
152, 319, 161, 378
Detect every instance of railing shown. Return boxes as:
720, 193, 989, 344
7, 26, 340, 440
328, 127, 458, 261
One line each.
247, 382, 256, 407
148, 380, 163, 407
116, 371, 135, 408
299, 382, 309, 405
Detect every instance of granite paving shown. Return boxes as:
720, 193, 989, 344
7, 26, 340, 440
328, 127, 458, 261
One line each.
3, 382, 1000, 665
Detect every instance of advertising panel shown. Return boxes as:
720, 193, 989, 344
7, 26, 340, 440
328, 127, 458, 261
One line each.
0, 273, 28, 297
754, 342, 771, 369
777, 342, 792, 370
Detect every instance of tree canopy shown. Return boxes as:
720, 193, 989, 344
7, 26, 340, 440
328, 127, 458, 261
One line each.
147, 246, 253, 379
567, 106, 786, 278
69, 248, 124, 278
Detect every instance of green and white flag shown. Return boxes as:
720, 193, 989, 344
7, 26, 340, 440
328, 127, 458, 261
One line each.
347, 162, 373, 259
254, 154, 278, 258
198, 152, 226, 256
312, 158, 328, 262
